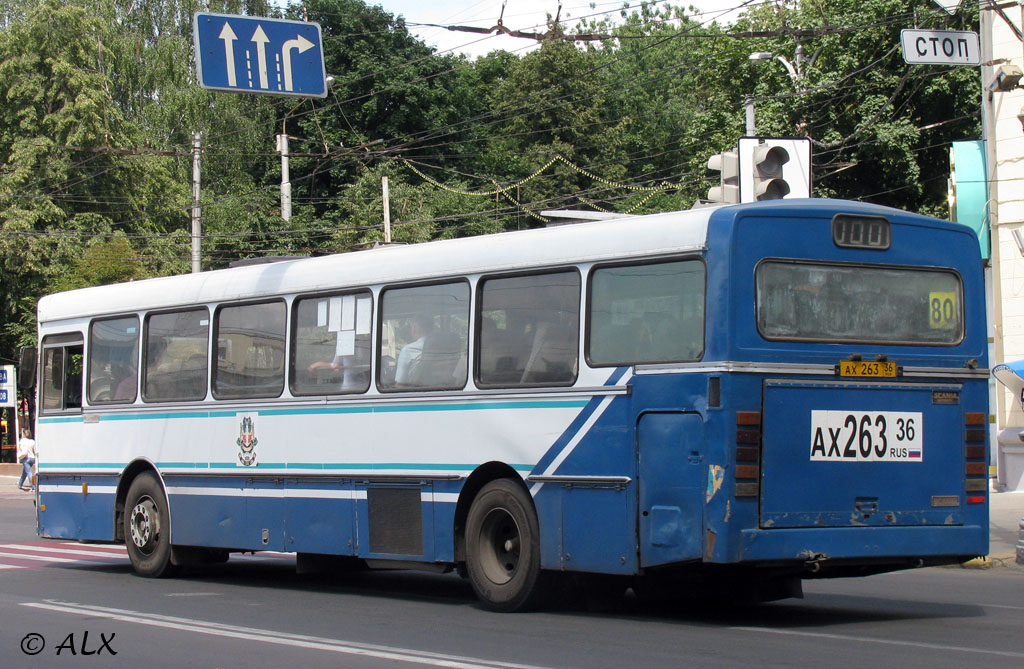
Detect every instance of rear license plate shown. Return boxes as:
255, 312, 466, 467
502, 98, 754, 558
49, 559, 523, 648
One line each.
839, 360, 897, 378
810, 410, 923, 461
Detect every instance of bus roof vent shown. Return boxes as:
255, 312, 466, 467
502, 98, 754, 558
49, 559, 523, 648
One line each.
539, 210, 633, 227
228, 255, 306, 268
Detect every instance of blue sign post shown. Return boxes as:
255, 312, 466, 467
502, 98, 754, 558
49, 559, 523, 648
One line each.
193, 13, 328, 98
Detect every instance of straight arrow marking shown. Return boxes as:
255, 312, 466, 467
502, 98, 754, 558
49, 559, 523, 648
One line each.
251, 25, 270, 89
218, 22, 237, 87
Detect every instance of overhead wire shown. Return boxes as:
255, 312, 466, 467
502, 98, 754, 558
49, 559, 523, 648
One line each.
0, 0, 974, 253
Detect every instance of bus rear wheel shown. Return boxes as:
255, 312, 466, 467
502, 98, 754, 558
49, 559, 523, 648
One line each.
124, 472, 176, 577
465, 479, 549, 612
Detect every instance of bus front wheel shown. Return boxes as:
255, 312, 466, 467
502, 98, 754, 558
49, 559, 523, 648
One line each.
124, 472, 176, 577
465, 479, 549, 612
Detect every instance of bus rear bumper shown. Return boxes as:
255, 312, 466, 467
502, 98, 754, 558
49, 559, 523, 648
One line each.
737, 524, 988, 566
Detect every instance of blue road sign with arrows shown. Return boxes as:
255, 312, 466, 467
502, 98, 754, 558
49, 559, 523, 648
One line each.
193, 13, 328, 98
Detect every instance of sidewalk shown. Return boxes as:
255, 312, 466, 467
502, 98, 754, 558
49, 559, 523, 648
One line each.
1, 464, 1021, 566
986, 487, 1023, 567
0, 462, 34, 492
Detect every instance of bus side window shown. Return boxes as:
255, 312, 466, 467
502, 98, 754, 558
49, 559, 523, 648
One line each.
213, 301, 286, 399
40, 335, 84, 414
88, 316, 140, 404
143, 309, 210, 402
378, 282, 469, 392
588, 259, 705, 366
477, 270, 580, 388
292, 292, 372, 396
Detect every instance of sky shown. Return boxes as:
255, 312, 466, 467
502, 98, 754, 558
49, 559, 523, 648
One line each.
366, 0, 754, 59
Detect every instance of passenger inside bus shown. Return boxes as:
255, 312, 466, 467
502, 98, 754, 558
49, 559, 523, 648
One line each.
395, 314, 434, 385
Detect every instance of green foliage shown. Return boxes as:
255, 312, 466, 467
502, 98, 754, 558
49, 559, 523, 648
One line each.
738, 0, 980, 211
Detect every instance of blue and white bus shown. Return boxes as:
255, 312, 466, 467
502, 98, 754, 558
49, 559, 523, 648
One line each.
28, 199, 989, 611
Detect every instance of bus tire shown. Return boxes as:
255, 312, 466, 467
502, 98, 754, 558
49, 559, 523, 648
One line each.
124, 472, 176, 578
465, 478, 549, 612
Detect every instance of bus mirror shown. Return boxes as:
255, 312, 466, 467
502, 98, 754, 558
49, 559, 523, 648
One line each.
17, 346, 37, 390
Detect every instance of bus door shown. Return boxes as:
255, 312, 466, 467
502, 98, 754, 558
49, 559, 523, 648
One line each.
760, 379, 965, 528
637, 411, 705, 567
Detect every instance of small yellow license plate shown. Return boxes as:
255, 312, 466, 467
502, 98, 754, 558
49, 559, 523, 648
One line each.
839, 360, 897, 378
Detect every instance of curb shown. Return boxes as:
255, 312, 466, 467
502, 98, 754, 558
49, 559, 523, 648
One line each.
959, 553, 1022, 570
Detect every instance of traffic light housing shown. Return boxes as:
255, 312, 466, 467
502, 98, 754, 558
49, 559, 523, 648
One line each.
737, 137, 811, 202
707, 151, 740, 203
750, 144, 791, 200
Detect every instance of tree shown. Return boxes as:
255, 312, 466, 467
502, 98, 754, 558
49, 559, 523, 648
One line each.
0, 0, 185, 353
737, 0, 981, 213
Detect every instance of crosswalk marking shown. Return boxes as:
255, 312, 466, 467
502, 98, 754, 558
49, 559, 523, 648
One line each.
0, 541, 293, 571
0, 542, 127, 570
0, 550, 80, 563
3, 543, 126, 558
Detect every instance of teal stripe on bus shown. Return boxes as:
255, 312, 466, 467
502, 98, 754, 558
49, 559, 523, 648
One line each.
39, 462, 534, 472
37, 399, 588, 424
37, 416, 85, 424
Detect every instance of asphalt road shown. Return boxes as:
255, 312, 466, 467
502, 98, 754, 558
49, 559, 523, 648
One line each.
0, 484, 1022, 669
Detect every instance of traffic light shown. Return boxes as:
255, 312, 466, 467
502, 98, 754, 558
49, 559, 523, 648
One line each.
706, 150, 740, 203
737, 137, 811, 202
750, 144, 791, 200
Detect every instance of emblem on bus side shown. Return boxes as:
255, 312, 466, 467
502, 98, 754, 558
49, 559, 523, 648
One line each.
236, 414, 259, 467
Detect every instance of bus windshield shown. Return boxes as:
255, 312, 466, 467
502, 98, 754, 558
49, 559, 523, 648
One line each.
756, 260, 963, 344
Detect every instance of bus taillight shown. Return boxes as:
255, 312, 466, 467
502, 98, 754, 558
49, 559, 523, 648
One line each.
736, 411, 761, 498
964, 412, 987, 504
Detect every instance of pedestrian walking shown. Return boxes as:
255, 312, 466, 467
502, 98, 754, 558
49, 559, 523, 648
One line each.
17, 427, 36, 491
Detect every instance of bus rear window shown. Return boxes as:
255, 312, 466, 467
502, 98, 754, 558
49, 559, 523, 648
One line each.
756, 261, 963, 344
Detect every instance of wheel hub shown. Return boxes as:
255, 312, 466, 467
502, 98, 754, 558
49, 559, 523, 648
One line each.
129, 497, 160, 553
479, 508, 521, 585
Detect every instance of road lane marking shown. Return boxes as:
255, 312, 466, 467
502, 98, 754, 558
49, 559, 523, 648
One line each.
731, 626, 1024, 659
23, 600, 551, 669
980, 603, 1024, 611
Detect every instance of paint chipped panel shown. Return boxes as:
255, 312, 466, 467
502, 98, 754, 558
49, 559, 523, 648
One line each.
706, 464, 724, 503
704, 529, 716, 562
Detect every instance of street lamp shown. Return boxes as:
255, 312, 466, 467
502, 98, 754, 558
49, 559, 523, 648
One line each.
746, 44, 810, 135
749, 44, 807, 92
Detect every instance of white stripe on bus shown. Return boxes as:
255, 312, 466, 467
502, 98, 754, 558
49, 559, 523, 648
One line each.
529, 369, 632, 496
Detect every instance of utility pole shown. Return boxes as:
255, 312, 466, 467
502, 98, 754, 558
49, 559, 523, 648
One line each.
382, 176, 391, 243
278, 133, 292, 222
191, 132, 202, 274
